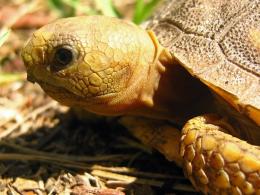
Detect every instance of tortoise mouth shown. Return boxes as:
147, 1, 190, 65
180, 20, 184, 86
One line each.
37, 80, 83, 107
40, 82, 83, 100
36, 79, 120, 111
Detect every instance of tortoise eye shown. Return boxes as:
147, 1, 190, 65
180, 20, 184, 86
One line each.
51, 46, 74, 71
54, 47, 73, 66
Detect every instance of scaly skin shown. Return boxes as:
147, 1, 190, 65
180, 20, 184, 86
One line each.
120, 115, 260, 194
22, 16, 260, 194
21, 16, 165, 116
181, 116, 260, 194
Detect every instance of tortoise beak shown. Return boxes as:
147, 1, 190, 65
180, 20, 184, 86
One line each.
21, 33, 48, 83
21, 39, 45, 68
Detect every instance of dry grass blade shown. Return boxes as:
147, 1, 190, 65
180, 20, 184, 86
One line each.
0, 153, 115, 171
0, 27, 10, 47
0, 153, 192, 191
92, 170, 164, 187
0, 140, 132, 162
0, 153, 177, 179
92, 170, 196, 192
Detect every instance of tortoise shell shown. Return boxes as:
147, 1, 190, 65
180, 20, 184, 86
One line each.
147, 0, 260, 125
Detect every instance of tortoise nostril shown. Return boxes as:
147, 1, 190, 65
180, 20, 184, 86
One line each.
27, 74, 36, 83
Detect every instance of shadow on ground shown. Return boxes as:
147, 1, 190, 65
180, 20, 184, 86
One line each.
0, 102, 196, 194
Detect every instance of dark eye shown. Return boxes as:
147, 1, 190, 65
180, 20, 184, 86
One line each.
51, 46, 74, 71
55, 47, 73, 66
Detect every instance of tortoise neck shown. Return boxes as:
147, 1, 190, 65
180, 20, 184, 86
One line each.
130, 57, 214, 124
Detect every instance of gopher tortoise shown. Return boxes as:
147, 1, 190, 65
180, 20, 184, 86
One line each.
22, 0, 260, 194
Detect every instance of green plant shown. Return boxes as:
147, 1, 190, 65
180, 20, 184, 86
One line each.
0, 28, 10, 48
133, 0, 160, 24
47, 0, 161, 24
94, 0, 121, 17
48, 0, 79, 17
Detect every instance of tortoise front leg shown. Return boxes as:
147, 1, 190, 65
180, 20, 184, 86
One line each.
181, 115, 260, 194
120, 116, 183, 167
120, 115, 260, 194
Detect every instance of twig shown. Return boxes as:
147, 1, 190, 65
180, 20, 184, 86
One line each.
91, 170, 164, 187
0, 140, 132, 162
92, 170, 195, 192
0, 153, 177, 180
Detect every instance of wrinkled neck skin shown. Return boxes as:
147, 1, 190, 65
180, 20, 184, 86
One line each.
127, 56, 215, 125
80, 31, 215, 125
125, 50, 260, 145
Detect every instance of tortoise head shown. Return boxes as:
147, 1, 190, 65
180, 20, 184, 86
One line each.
21, 16, 166, 115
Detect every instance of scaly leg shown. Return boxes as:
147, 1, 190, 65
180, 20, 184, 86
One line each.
120, 115, 260, 194
181, 115, 260, 194
120, 116, 183, 167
